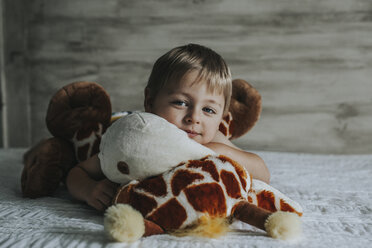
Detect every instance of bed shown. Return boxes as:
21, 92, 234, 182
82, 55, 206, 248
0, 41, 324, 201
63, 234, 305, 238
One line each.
0, 148, 371, 248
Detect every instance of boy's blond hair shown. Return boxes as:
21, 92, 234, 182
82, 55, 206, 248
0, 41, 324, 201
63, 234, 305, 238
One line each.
146, 44, 232, 116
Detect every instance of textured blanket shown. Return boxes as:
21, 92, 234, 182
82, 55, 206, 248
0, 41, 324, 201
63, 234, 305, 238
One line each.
0, 149, 371, 247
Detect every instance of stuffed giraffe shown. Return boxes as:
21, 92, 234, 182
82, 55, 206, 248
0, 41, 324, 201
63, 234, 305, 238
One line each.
106, 157, 302, 241
100, 112, 302, 242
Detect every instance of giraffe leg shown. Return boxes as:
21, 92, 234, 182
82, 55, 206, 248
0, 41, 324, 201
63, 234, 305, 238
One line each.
233, 201, 302, 240
232, 201, 271, 230
105, 204, 164, 242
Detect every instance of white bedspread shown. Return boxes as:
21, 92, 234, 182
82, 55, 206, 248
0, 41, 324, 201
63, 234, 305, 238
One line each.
0, 149, 371, 247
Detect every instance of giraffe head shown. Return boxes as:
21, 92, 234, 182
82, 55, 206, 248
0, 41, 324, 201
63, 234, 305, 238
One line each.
98, 112, 216, 185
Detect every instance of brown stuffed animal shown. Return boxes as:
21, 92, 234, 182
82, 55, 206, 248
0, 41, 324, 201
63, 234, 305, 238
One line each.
21, 82, 112, 198
21, 79, 261, 198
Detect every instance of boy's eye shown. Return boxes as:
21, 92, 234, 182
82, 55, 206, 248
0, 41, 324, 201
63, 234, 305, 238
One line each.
172, 100, 187, 107
203, 107, 216, 114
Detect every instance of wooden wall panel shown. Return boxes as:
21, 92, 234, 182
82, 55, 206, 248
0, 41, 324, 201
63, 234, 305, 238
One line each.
0, 0, 4, 147
1, 0, 30, 147
14, 0, 372, 153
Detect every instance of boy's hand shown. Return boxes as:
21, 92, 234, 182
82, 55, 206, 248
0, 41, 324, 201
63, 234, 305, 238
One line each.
86, 179, 119, 212
66, 155, 120, 211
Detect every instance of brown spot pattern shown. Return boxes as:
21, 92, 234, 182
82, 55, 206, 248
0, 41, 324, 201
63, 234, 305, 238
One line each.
249, 174, 253, 191
219, 123, 228, 136
224, 113, 231, 123
199, 156, 209, 161
171, 169, 204, 196
218, 155, 247, 190
76, 123, 99, 140
130, 191, 157, 216
117, 161, 130, 174
114, 184, 134, 204
176, 162, 186, 167
225, 112, 234, 137
280, 199, 303, 217
184, 183, 227, 217
256, 190, 277, 212
147, 198, 187, 230
91, 137, 101, 155
229, 120, 235, 137
76, 129, 92, 140
187, 159, 220, 181
136, 175, 167, 197
220, 170, 241, 199
77, 144, 89, 162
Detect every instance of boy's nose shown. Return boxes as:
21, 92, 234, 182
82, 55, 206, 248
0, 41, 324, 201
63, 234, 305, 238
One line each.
185, 110, 201, 124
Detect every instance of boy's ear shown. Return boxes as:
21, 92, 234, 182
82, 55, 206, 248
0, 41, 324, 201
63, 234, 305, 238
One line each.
144, 87, 153, 112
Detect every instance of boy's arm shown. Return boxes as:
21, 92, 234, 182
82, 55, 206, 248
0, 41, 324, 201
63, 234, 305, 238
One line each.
66, 154, 119, 211
205, 137, 270, 184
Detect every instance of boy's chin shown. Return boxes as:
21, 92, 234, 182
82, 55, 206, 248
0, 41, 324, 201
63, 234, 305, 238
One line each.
190, 136, 212, 146
187, 134, 202, 143
184, 131, 213, 145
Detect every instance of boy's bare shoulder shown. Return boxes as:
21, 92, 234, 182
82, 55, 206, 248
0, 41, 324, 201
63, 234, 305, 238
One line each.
210, 131, 240, 149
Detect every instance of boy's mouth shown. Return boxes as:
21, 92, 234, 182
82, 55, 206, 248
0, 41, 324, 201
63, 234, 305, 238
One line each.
184, 130, 200, 138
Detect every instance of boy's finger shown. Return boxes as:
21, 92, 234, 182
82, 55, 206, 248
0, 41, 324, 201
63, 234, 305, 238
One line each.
99, 195, 112, 209
104, 179, 120, 188
91, 199, 105, 212
101, 183, 118, 198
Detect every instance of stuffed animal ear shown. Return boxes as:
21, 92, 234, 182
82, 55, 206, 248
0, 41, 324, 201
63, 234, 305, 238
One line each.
46, 81, 112, 161
219, 79, 262, 140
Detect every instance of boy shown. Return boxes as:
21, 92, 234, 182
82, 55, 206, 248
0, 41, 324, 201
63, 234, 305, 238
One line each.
66, 44, 270, 211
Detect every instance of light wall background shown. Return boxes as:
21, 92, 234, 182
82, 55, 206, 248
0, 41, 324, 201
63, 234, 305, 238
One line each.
1, 0, 371, 154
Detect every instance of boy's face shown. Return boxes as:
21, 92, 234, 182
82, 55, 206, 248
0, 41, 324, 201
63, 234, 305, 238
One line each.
146, 71, 225, 145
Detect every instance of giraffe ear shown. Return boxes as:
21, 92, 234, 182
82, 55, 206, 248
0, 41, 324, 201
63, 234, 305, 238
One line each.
219, 79, 262, 140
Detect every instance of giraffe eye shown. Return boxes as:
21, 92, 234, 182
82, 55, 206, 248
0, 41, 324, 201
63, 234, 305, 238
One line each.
117, 161, 129, 174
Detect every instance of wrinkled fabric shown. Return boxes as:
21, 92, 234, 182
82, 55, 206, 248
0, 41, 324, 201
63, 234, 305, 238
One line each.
1, 149, 371, 248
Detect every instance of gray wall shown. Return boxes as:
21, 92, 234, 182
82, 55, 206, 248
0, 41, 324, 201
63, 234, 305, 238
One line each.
1, 0, 30, 148
2, 0, 372, 154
